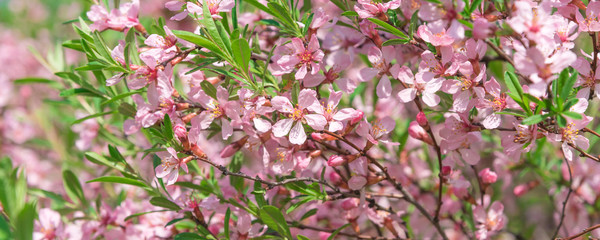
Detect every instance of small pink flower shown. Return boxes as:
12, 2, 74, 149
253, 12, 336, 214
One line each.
417, 21, 455, 46
155, 147, 189, 185
408, 121, 433, 145
354, 0, 401, 19
328, 155, 346, 167
473, 202, 507, 240
87, 0, 141, 32
478, 168, 497, 184
394, 66, 442, 107
355, 117, 396, 145
513, 184, 529, 196
271, 89, 327, 145
34, 208, 65, 240
186, 0, 235, 20
476, 78, 506, 129
189, 86, 241, 140
273, 35, 324, 80
576, 1, 600, 32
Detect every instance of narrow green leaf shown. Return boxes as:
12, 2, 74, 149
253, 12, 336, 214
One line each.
87, 176, 147, 188
259, 205, 292, 239
71, 111, 115, 125
232, 38, 251, 74
327, 223, 350, 240
562, 111, 582, 120
367, 18, 408, 39
149, 197, 182, 211
172, 30, 223, 57
15, 202, 36, 240
521, 114, 547, 125
341, 11, 359, 17
101, 90, 143, 106
382, 38, 409, 46
201, 81, 218, 100
224, 208, 231, 240
63, 170, 86, 205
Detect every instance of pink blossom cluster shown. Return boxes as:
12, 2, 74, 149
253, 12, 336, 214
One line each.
6, 0, 600, 239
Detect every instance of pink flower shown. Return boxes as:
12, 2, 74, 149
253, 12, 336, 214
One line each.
547, 115, 592, 161
87, 0, 141, 32
417, 21, 455, 46
155, 147, 189, 185
576, 1, 600, 32
500, 120, 539, 158
273, 35, 324, 80
189, 86, 240, 140
186, 0, 235, 20
473, 202, 507, 240
478, 168, 497, 184
476, 78, 506, 129
354, 0, 401, 19
395, 66, 442, 107
328, 155, 346, 167
408, 121, 433, 145
359, 46, 395, 82
316, 89, 359, 132
355, 117, 396, 145
271, 89, 327, 145
442, 62, 486, 112
572, 56, 600, 99
34, 208, 65, 240
348, 175, 367, 190
439, 114, 482, 165
419, 48, 461, 78
513, 47, 576, 82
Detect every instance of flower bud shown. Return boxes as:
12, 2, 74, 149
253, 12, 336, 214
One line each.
176, 102, 190, 111
416, 112, 429, 128
174, 125, 187, 139
441, 166, 452, 176
350, 111, 364, 125
478, 168, 498, 184
327, 155, 346, 167
220, 136, 249, 158
309, 150, 322, 158
341, 198, 360, 211
513, 184, 528, 197
408, 121, 434, 145
182, 112, 197, 123
329, 171, 342, 184
191, 144, 207, 159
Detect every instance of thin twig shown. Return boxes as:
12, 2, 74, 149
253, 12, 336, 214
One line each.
551, 157, 573, 239
557, 223, 600, 240
287, 221, 402, 240
484, 39, 533, 84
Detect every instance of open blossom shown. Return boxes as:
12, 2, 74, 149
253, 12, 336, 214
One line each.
547, 116, 592, 161
271, 89, 327, 145
34, 208, 65, 240
395, 66, 442, 107
417, 21, 456, 46
316, 89, 358, 132
513, 47, 576, 82
189, 86, 240, 140
473, 202, 507, 240
576, 1, 600, 32
572, 56, 600, 99
273, 35, 324, 80
355, 116, 396, 145
443, 62, 486, 112
476, 78, 506, 129
500, 119, 539, 158
186, 0, 235, 20
155, 148, 189, 185
354, 0, 401, 19
87, 0, 141, 32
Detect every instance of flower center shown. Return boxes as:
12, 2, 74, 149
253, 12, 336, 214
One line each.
457, 77, 473, 90
562, 122, 579, 144
298, 51, 313, 64
289, 106, 305, 121
211, 104, 224, 118
371, 120, 388, 139
513, 129, 531, 144
492, 95, 507, 112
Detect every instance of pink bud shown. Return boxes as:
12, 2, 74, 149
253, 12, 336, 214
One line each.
329, 171, 342, 184
341, 198, 360, 210
350, 111, 364, 125
441, 166, 452, 176
220, 144, 238, 158
311, 132, 325, 141
327, 155, 346, 167
478, 168, 498, 184
513, 184, 528, 196
408, 121, 434, 145
416, 112, 429, 127
174, 125, 187, 138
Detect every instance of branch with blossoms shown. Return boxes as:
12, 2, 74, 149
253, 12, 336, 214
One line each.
8, 0, 600, 240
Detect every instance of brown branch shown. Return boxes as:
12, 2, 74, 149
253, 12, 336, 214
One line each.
583, 127, 600, 138
159, 46, 199, 67
484, 39, 533, 84
287, 221, 402, 240
566, 142, 600, 162
552, 157, 573, 239
557, 223, 600, 240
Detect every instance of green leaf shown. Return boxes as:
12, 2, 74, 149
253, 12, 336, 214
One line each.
522, 114, 548, 125
341, 11, 359, 17
300, 208, 317, 221
15, 202, 36, 240
174, 232, 204, 240
14, 78, 58, 86
63, 170, 86, 206
71, 111, 115, 125
174, 182, 214, 194
327, 223, 350, 240
562, 111, 582, 120
87, 176, 147, 188
556, 114, 567, 128
60, 88, 107, 99
201, 0, 228, 54
150, 197, 182, 211
409, 10, 419, 39
560, 71, 578, 102
0, 216, 12, 240
172, 30, 223, 57
231, 38, 251, 74
469, 0, 483, 14
124, 210, 170, 221
85, 152, 127, 173
162, 114, 174, 140
259, 206, 292, 239
201, 81, 218, 99
101, 90, 143, 106
367, 18, 408, 39
382, 38, 409, 46
224, 208, 231, 240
